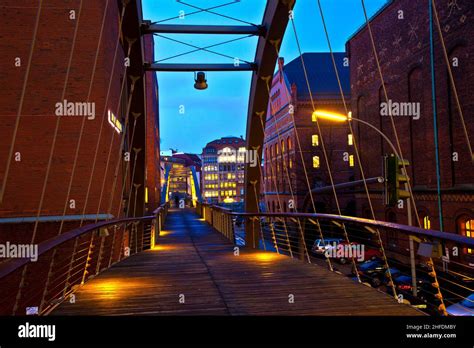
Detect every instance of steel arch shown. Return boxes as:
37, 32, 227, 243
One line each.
244, 0, 296, 248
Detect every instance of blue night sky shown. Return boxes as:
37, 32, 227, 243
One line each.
142, 0, 389, 154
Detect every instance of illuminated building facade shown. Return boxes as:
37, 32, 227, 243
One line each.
263, 54, 355, 214
201, 137, 246, 203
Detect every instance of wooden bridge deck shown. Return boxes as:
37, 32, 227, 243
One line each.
52, 209, 422, 316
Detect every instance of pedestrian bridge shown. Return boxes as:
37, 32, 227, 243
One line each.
2, 202, 473, 316
49, 208, 419, 316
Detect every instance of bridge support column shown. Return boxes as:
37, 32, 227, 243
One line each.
244, 0, 295, 249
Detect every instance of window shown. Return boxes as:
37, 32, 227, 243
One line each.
281, 140, 285, 153
349, 155, 354, 167
423, 216, 431, 229
312, 134, 319, 147
348, 134, 353, 146
313, 156, 320, 168
459, 218, 474, 254
287, 137, 292, 151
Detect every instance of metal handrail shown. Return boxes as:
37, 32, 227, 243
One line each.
199, 203, 474, 247
0, 202, 169, 315
197, 203, 474, 316
0, 215, 156, 279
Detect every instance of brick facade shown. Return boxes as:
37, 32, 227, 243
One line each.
0, 1, 159, 244
346, 0, 474, 239
264, 55, 355, 214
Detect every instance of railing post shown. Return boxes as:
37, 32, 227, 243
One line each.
298, 218, 306, 261
245, 216, 260, 249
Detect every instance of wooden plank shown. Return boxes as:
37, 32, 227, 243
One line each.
51, 209, 423, 316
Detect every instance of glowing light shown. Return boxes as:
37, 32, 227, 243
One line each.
223, 197, 234, 203
312, 110, 348, 122
152, 244, 175, 251
87, 279, 146, 301
107, 110, 123, 133
252, 252, 281, 263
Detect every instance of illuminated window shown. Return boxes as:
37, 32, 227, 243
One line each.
287, 137, 292, 151
423, 216, 431, 229
312, 134, 319, 146
459, 218, 474, 254
313, 156, 320, 168
289, 158, 293, 169
348, 134, 353, 146
281, 140, 285, 153
349, 155, 354, 167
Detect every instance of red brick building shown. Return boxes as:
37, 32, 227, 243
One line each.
0, 1, 160, 244
347, 0, 473, 244
144, 34, 161, 213
263, 54, 355, 214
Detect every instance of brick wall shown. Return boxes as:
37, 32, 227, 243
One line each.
0, 0, 128, 243
347, 0, 474, 234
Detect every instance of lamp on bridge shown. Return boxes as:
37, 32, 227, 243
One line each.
194, 71, 208, 90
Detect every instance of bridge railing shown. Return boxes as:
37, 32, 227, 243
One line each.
0, 202, 169, 316
198, 202, 234, 243
197, 203, 474, 316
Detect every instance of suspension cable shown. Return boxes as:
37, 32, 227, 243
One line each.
58, 0, 111, 236
360, 0, 447, 312
290, 18, 360, 280
315, 0, 395, 293
79, 3, 130, 226
13, 0, 84, 315
430, 0, 473, 162
270, 41, 334, 271
0, 0, 44, 204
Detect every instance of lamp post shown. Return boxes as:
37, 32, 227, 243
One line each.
312, 110, 412, 224
312, 110, 418, 297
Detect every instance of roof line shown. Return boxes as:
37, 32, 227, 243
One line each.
346, 0, 394, 44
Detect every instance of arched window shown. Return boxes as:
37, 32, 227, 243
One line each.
457, 216, 474, 254
418, 210, 431, 229
313, 156, 320, 168
287, 137, 292, 151
281, 139, 285, 153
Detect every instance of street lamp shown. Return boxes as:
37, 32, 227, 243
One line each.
312, 110, 400, 159
312, 109, 418, 297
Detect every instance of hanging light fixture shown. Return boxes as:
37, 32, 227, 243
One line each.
194, 71, 208, 90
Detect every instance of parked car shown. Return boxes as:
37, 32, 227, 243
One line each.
311, 238, 342, 256
386, 274, 441, 315
446, 294, 474, 316
336, 241, 382, 265
356, 258, 400, 287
